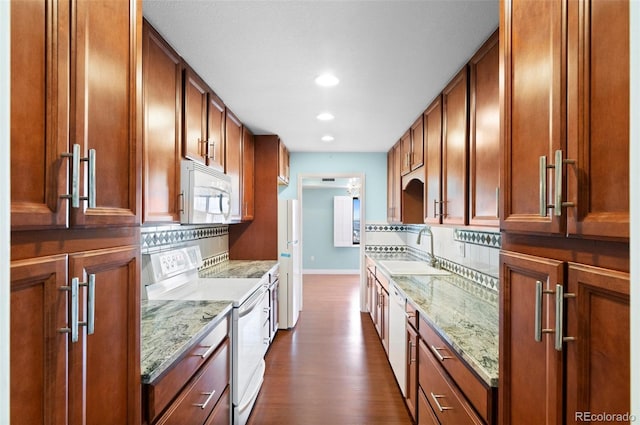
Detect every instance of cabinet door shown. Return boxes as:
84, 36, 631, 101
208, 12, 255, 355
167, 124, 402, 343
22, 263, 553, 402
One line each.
469, 30, 500, 227
10, 255, 68, 425
565, 264, 629, 424
68, 246, 140, 425
70, 0, 141, 227
10, 0, 69, 230
207, 92, 226, 171
400, 130, 412, 175
381, 288, 389, 354
566, 0, 629, 239
183, 67, 208, 164
424, 96, 442, 224
499, 250, 564, 425
501, 0, 565, 234
142, 20, 182, 224
242, 126, 255, 221
387, 144, 400, 223
277, 140, 290, 185
225, 109, 243, 222
405, 323, 419, 421
410, 116, 425, 171
442, 68, 468, 225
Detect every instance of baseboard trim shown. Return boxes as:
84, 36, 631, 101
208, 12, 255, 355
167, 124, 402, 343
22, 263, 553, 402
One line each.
303, 269, 360, 275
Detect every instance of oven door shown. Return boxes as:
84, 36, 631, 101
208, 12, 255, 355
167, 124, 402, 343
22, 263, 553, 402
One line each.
233, 286, 267, 407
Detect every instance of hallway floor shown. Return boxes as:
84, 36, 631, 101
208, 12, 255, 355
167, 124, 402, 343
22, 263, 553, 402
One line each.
246, 274, 413, 425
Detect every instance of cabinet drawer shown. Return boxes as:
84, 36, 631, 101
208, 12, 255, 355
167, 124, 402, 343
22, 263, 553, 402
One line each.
419, 316, 491, 422
204, 386, 230, 425
146, 316, 229, 422
156, 339, 230, 425
419, 339, 483, 425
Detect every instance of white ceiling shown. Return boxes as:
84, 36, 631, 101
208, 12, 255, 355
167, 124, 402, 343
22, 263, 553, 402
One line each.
143, 0, 499, 153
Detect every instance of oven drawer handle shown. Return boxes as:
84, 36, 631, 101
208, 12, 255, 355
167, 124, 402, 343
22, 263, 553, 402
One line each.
194, 390, 216, 410
239, 289, 267, 318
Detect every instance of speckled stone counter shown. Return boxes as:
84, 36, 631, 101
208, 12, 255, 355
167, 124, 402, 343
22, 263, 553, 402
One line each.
366, 253, 499, 387
141, 300, 232, 384
200, 260, 278, 279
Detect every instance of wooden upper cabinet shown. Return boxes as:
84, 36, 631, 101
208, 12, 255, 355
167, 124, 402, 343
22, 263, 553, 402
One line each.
442, 68, 469, 225
69, 0, 141, 227
10, 0, 70, 230
225, 109, 243, 222
469, 30, 500, 227
424, 96, 442, 224
566, 0, 629, 239
410, 116, 424, 171
387, 142, 402, 223
207, 92, 226, 171
183, 66, 208, 165
142, 20, 182, 224
501, 0, 565, 234
277, 139, 290, 185
241, 126, 255, 221
399, 130, 411, 175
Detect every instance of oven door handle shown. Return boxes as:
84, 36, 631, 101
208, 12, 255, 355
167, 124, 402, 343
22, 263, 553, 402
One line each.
239, 288, 267, 318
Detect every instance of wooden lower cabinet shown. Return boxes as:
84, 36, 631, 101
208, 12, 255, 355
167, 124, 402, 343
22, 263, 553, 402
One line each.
10, 245, 141, 425
499, 251, 630, 425
405, 318, 419, 421
204, 387, 231, 425
419, 388, 440, 425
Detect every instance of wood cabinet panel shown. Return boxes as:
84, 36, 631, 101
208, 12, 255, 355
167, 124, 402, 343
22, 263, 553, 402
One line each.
203, 387, 231, 425
469, 30, 500, 227
424, 96, 442, 224
68, 245, 140, 425
406, 321, 419, 421
400, 130, 412, 176
499, 250, 564, 425
418, 388, 440, 425
142, 20, 182, 224
565, 264, 629, 424
566, 0, 629, 239
387, 142, 402, 223
207, 92, 225, 171
10, 255, 68, 425
225, 109, 243, 222
277, 140, 290, 185
501, 0, 565, 234
241, 126, 255, 221
183, 67, 208, 164
411, 116, 425, 171
70, 0, 141, 227
10, 0, 69, 230
442, 68, 469, 225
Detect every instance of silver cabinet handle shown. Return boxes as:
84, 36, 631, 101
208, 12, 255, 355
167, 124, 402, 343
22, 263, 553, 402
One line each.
408, 341, 417, 364
178, 191, 185, 213
87, 149, 96, 208
194, 390, 216, 410
78, 274, 96, 336
555, 284, 576, 351
430, 393, 453, 412
58, 277, 80, 342
553, 150, 576, 216
429, 345, 453, 362
534, 280, 543, 341
207, 140, 215, 160
60, 144, 81, 207
200, 344, 217, 360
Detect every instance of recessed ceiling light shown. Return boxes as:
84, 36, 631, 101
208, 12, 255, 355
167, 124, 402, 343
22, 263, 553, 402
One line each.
321, 135, 334, 142
316, 112, 334, 121
315, 73, 339, 87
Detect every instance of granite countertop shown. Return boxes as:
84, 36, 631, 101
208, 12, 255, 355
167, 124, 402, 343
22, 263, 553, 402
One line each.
141, 299, 232, 384
366, 253, 499, 387
199, 260, 279, 279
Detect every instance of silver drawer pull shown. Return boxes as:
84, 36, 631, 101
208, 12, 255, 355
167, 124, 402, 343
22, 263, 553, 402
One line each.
199, 344, 217, 360
58, 278, 80, 342
430, 393, 453, 412
429, 345, 453, 362
194, 390, 216, 410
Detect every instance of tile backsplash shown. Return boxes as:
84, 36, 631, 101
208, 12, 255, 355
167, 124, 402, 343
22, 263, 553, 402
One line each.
365, 223, 500, 292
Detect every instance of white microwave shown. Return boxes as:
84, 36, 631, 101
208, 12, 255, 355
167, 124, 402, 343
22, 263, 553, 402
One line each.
180, 160, 232, 224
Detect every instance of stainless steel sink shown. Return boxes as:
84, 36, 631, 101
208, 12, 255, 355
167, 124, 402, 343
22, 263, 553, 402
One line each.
378, 260, 450, 276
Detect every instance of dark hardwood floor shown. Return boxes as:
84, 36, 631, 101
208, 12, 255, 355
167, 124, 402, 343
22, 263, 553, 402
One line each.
247, 274, 413, 425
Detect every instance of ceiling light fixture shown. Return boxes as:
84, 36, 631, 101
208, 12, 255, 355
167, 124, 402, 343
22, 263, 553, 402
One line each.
321, 135, 334, 142
314, 73, 339, 87
316, 112, 334, 121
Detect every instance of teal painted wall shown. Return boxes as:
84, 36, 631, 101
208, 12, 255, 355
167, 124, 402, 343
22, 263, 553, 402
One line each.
302, 188, 359, 270
278, 152, 388, 223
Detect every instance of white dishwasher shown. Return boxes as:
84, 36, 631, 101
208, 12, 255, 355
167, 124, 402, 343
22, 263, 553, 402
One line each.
388, 283, 407, 396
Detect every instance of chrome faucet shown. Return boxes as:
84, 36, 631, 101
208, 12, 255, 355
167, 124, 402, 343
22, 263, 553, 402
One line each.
416, 226, 437, 268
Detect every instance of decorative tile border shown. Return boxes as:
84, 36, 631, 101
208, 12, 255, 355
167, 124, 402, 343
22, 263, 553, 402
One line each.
454, 229, 501, 249
364, 245, 407, 254
439, 258, 499, 293
365, 224, 407, 232
199, 252, 229, 271
141, 224, 228, 250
